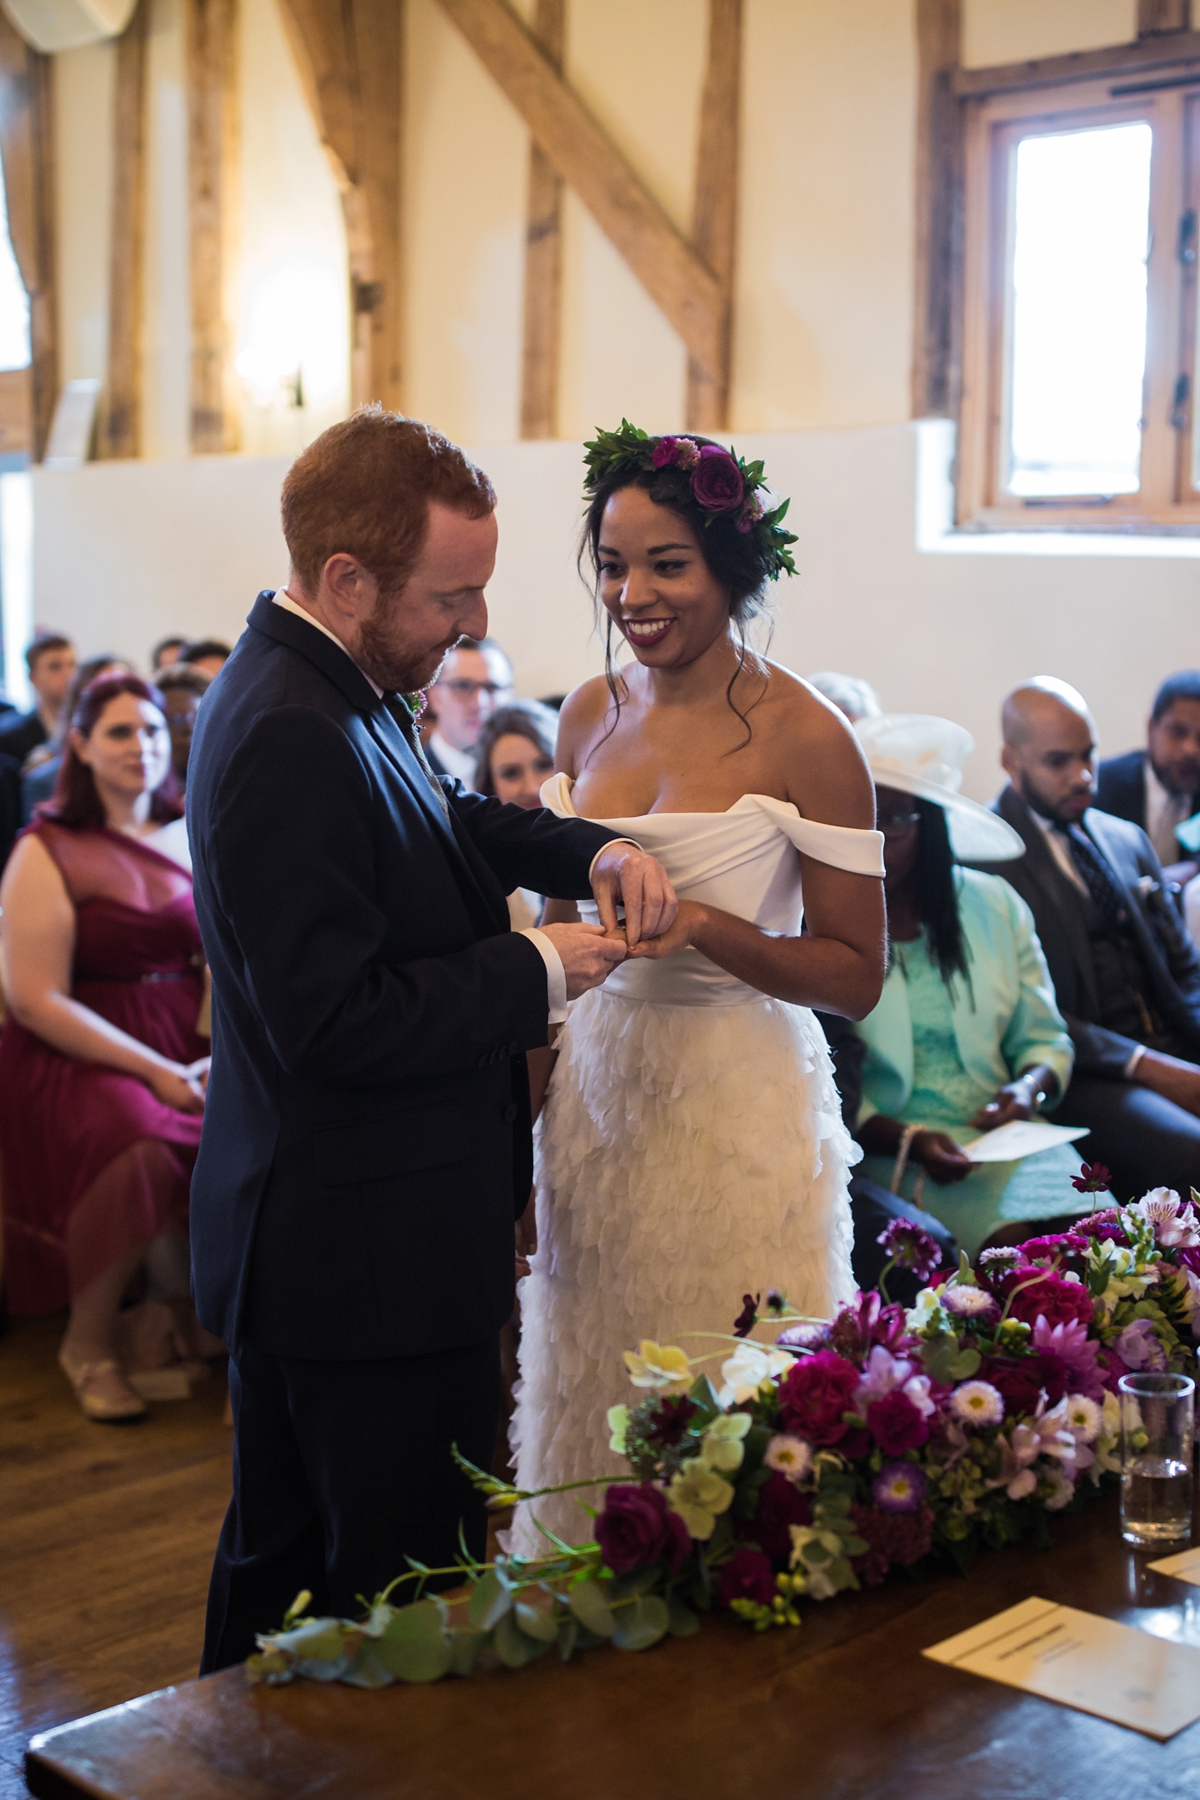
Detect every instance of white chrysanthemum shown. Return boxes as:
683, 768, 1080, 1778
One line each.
764, 1433, 813, 1482
1062, 1394, 1103, 1443
1044, 1467, 1076, 1511
948, 1380, 1005, 1427
942, 1284, 996, 1317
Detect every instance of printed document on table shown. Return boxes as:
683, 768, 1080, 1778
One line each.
956, 1121, 1090, 1164
923, 1595, 1200, 1739
1148, 1545, 1200, 1586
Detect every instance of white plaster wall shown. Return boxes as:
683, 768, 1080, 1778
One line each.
33, 426, 1200, 801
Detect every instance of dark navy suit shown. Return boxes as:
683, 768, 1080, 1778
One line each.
188, 594, 615, 1668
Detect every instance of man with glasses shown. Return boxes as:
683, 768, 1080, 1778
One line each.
425, 636, 514, 784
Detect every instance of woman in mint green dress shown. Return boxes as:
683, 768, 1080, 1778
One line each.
850, 715, 1082, 1259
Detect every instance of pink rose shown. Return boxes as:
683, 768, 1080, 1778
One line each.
1001, 1269, 1094, 1332
595, 1482, 691, 1575
651, 435, 700, 471
777, 1349, 860, 1446
690, 445, 745, 513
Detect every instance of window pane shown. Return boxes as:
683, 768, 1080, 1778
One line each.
1006, 121, 1151, 497
0, 154, 29, 372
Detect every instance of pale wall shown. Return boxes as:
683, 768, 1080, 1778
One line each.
33, 426, 1200, 801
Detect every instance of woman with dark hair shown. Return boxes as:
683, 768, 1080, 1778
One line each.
472, 700, 557, 930
850, 714, 1079, 1257
0, 675, 211, 1420
508, 426, 888, 1550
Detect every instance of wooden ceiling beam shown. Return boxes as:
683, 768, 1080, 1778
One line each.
100, 0, 148, 460
0, 13, 56, 462
954, 28, 1200, 97
436, 0, 725, 382
519, 0, 564, 440
275, 0, 403, 412
685, 0, 741, 432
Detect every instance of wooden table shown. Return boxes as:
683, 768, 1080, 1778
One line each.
24, 1493, 1200, 1800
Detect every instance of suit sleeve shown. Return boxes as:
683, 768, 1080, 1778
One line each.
996, 884, 1074, 1102
208, 707, 552, 1086
1061, 1014, 1141, 1080
445, 784, 619, 898
1131, 829, 1200, 1019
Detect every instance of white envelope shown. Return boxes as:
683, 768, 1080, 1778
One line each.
957, 1120, 1090, 1164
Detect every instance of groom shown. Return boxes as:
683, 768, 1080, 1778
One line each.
189, 409, 675, 1670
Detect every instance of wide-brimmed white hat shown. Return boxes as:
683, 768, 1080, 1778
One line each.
854, 713, 1024, 863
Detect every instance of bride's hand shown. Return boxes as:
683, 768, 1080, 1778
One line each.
624, 901, 705, 959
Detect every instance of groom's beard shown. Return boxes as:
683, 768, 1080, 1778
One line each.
355, 605, 452, 697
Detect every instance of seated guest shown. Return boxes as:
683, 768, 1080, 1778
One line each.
806, 670, 882, 723
1095, 670, 1200, 887
0, 632, 76, 766
424, 635, 514, 782
176, 638, 232, 681
850, 714, 1079, 1259
151, 635, 188, 673
155, 663, 211, 790
984, 677, 1200, 1201
21, 655, 129, 820
0, 675, 210, 1422
472, 699, 558, 930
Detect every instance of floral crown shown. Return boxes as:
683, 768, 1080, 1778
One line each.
582, 420, 798, 581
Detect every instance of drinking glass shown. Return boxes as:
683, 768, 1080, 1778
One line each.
1119, 1372, 1194, 1549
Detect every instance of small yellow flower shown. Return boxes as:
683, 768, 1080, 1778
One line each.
607, 1403, 630, 1453
700, 1412, 752, 1473
667, 1460, 734, 1539
623, 1339, 692, 1391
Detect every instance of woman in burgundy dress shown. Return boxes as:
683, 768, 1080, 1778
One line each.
0, 675, 210, 1421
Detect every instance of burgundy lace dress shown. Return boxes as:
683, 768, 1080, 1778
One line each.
0, 820, 207, 1314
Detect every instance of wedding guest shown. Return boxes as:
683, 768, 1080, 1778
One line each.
0, 675, 210, 1422
424, 636, 514, 782
1095, 670, 1200, 885
472, 699, 557, 929
850, 714, 1079, 1259
152, 636, 188, 673
0, 633, 76, 766
806, 671, 882, 724
155, 663, 212, 789
983, 677, 1200, 1200
177, 638, 232, 680
21, 655, 130, 821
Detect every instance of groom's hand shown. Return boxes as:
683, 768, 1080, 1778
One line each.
590, 843, 678, 947
538, 922, 628, 999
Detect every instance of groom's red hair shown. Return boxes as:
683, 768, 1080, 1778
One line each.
281, 406, 495, 603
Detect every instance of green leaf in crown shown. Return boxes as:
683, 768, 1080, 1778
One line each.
582, 419, 799, 583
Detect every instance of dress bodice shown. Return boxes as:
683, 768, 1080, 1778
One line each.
542, 774, 884, 1006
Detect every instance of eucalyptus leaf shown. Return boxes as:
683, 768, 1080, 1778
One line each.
493, 1609, 551, 1669
467, 1568, 512, 1631
341, 1641, 396, 1689
949, 1346, 981, 1379
666, 1592, 701, 1638
514, 1601, 559, 1643
272, 1619, 348, 1663
557, 1616, 579, 1661
374, 1601, 454, 1683
608, 1566, 661, 1602
568, 1580, 616, 1638
612, 1595, 669, 1652
447, 1628, 488, 1677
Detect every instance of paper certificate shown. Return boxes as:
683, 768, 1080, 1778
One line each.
1148, 1545, 1200, 1586
923, 1595, 1200, 1739
957, 1120, 1090, 1164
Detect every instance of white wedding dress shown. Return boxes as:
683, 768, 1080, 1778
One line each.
509, 775, 885, 1552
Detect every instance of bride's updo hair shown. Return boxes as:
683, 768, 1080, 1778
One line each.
581, 436, 776, 630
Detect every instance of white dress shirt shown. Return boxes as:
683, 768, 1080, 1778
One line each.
270, 588, 573, 1020
1144, 760, 1193, 869
426, 730, 476, 786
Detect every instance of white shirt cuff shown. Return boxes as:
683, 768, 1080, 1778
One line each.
588, 838, 641, 884
521, 928, 568, 1025
1125, 1043, 1147, 1080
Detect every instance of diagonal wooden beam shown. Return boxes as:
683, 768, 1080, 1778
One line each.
436, 0, 724, 382
186, 0, 240, 453
519, 0, 563, 439
685, 0, 740, 432
275, 0, 403, 411
0, 13, 57, 462
100, 0, 149, 460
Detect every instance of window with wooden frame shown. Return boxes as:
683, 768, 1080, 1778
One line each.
957, 71, 1200, 530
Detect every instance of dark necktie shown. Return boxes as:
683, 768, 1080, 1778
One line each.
384, 694, 450, 819
1056, 823, 1128, 932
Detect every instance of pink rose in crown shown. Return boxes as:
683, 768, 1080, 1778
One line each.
690, 445, 745, 513
777, 1349, 860, 1446
651, 435, 700, 471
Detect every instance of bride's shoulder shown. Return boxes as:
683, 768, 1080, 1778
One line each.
762, 664, 859, 745
760, 665, 874, 818
554, 675, 621, 774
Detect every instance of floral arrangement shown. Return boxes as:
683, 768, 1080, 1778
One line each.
582, 419, 799, 581
247, 1170, 1199, 1689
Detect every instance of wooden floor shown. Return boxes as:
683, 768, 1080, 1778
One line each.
0, 1314, 232, 1800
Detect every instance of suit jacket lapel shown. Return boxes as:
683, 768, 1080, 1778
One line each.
998, 786, 1100, 1014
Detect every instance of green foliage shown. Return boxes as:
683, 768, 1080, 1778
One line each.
568, 1580, 616, 1639
920, 1330, 981, 1385
373, 1602, 454, 1684
611, 1595, 669, 1652
467, 1569, 512, 1632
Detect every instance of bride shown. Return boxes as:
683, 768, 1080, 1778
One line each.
510, 425, 887, 1551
